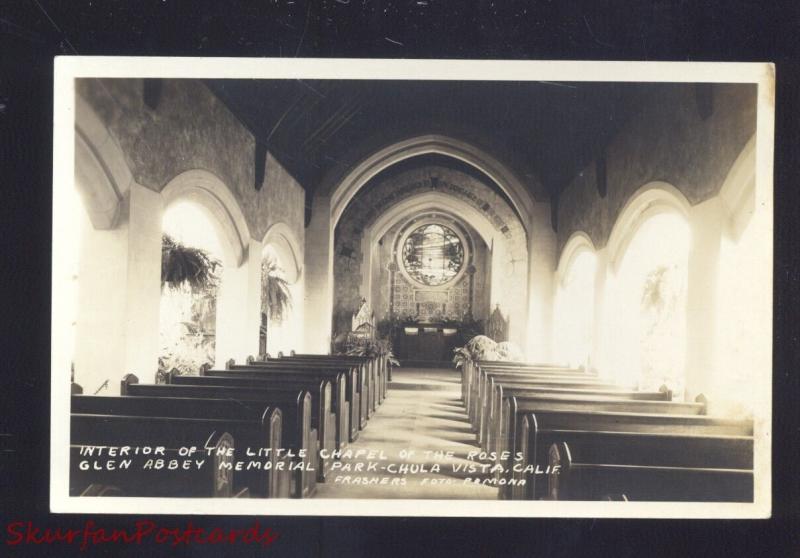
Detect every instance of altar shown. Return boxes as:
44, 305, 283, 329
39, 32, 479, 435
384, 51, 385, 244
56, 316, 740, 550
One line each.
393, 322, 464, 364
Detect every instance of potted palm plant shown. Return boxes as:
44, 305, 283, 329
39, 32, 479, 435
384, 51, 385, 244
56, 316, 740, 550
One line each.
261, 253, 292, 324
159, 234, 220, 380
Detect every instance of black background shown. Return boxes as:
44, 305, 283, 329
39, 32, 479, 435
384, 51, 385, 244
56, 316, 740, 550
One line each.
1, 1, 799, 556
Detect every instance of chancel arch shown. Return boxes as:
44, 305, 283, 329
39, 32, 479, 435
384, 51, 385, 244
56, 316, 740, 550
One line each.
305, 136, 552, 354
333, 162, 530, 351
327, 134, 539, 233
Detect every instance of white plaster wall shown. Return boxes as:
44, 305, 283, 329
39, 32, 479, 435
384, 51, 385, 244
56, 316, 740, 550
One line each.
74, 183, 163, 394
124, 185, 164, 383
527, 202, 556, 362
303, 196, 334, 353
215, 239, 262, 366
74, 204, 130, 394
684, 197, 724, 402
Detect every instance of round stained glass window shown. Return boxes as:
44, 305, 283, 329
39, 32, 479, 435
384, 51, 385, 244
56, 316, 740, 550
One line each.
401, 223, 465, 286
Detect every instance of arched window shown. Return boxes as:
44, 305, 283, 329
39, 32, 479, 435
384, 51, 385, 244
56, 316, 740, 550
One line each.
260, 223, 303, 355
554, 241, 597, 368
159, 201, 224, 376
261, 244, 293, 354
607, 212, 690, 395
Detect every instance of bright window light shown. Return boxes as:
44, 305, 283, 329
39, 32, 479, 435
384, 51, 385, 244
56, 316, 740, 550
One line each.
554, 249, 596, 368
607, 213, 690, 395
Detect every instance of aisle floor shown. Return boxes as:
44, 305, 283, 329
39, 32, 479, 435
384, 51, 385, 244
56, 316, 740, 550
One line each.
315, 367, 498, 499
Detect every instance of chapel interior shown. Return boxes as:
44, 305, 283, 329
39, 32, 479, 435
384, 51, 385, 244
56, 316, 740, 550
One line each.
64, 76, 769, 501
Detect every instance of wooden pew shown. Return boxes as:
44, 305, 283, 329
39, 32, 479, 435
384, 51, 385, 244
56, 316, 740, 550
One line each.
171, 373, 336, 478
471, 369, 617, 432
473, 371, 647, 442
471, 368, 607, 424
119, 378, 317, 497
546, 440, 753, 502
286, 352, 384, 397
509, 409, 753, 500
276, 354, 379, 416
282, 351, 389, 403
462, 360, 589, 412
71, 395, 288, 498
268, 354, 380, 417
210, 364, 359, 443
496, 395, 707, 483
179, 370, 346, 450
71, 414, 238, 498
227, 359, 365, 435
469, 364, 600, 424
480, 383, 672, 452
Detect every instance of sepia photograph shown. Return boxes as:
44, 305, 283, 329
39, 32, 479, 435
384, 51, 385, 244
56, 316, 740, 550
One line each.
50, 58, 774, 518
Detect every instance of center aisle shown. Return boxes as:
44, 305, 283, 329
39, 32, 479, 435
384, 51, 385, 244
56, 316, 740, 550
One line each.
315, 367, 498, 499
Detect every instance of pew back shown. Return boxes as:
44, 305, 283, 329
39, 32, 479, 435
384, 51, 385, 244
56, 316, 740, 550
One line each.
207, 366, 359, 443
118, 382, 316, 498
71, 395, 288, 498
71, 414, 235, 498
547, 441, 753, 502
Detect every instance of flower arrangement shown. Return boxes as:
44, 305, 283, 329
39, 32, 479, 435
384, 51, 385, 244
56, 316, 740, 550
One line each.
452, 335, 524, 369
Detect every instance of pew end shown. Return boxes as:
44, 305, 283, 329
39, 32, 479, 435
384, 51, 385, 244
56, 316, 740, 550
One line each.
695, 393, 709, 414
119, 373, 139, 395
546, 441, 572, 501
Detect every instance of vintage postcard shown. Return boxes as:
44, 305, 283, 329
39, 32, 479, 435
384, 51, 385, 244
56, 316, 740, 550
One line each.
51, 57, 774, 517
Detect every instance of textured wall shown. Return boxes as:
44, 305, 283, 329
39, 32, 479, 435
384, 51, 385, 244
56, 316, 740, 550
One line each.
76, 79, 305, 244
260, 153, 305, 249
556, 83, 757, 254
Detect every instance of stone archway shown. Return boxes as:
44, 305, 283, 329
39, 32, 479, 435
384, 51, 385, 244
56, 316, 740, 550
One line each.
333, 164, 531, 349
606, 181, 692, 273
74, 95, 133, 230
304, 137, 555, 356
328, 134, 540, 233
160, 170, 258, 368
161, 169, 250, 267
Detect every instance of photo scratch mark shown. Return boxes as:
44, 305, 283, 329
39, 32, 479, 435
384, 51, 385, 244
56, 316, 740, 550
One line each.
31, 0, 78, 54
